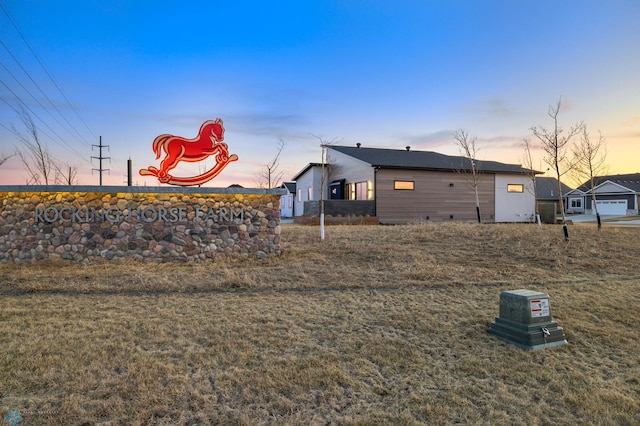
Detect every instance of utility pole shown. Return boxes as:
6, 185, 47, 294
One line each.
92, 136, 111, 186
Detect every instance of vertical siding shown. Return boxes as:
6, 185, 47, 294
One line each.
375, 169, 495, 224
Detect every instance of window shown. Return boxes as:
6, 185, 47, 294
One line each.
394, 181, 415, 190
355, 182, 367, 200
297, 189, 302, 202
570, 198, 582, 208
507, 184, 524, 193
307, 187, 313, 201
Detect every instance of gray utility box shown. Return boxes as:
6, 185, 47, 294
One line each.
489, 289, 567, 351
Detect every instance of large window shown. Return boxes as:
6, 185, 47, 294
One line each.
507, 184, 524, 193
355, 182, 367, 200
394, 180, 415, 190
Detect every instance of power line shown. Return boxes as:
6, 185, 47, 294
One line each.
0, 39, 93, 150
0, 3, 97, 152
0, 60, 90, 150
0, 88, 92, 164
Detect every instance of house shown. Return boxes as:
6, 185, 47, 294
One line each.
535, 177, 573, 222
279, 182, 296, 218
291, 163, 326, 220
291, 144, 539, 224
564, 173, 640, 216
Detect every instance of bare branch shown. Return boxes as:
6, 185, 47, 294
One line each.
573, 126, 608, 229
255, 138, 287, 188
12, 107, 59, 185
530, 98, 585, 232
453, 129, 481, 223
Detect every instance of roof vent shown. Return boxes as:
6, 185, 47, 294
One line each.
356, 142, 361, 148
406, 146, 411, 151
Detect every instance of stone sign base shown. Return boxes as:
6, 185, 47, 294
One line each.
0, 185, 285, 264
489, 289, 568, 351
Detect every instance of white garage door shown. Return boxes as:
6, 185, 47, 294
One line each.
595, 200, 627, 215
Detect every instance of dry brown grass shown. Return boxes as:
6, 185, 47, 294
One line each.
1, 222, 639, 425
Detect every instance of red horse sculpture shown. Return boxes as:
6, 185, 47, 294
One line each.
140, 118, 238, 186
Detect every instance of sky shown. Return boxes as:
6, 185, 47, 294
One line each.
0, 0, 639, 188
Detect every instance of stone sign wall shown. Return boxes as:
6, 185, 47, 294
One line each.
0, 186, 284, 264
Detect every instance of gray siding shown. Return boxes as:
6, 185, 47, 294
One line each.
327, 149, 374, 194
375, 169, 496, 224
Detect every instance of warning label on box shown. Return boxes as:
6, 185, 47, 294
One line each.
530, 299, 550, 318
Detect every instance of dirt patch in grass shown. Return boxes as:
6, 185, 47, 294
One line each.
1, 223, 639, 424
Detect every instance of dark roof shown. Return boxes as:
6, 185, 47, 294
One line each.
281, 182, 296, 193
329, 145, 537, 174
535, 177, 573, 200
576, 173, 640, 193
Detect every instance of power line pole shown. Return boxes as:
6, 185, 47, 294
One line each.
92, 136, 110, 186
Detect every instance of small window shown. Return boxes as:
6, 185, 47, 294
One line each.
394, 181, 415, 190
507, 184, 523, 193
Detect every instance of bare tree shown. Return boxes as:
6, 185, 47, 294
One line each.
55, 163, 79, 185
520, 138, 540, 224
310, 135, 340, 241
13, 108, 58, 185
453, 129, 482, 223
255, 139, 286, 188
531, 98, 584, 240
573, 126, 607, 230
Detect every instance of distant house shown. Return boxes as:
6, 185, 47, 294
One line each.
290, 145, 540, 224
564, 173, 640, 216
279, 182, 295, 218
291, 163, 326, 220
533, 177, 573, 223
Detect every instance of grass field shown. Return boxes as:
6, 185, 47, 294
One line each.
1, 222, 639, 425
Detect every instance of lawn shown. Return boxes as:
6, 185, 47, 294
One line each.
1, 223, 639, 425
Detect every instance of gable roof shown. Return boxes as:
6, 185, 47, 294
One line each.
281, 182, 296, 193
329, 145, 538, 175
576, 173, 640, 193
536, 177, 573, 199
291, 162, 325, 181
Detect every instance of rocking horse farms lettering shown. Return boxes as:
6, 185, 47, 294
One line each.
140, 118, 238, 186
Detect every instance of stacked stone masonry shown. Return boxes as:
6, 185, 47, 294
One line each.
0, 187, 282, 264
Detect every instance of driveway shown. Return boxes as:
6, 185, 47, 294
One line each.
567, 214, 640, 226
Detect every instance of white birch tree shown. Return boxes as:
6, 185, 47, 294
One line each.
573, 126, 607, 230
531, 99, 584, 240
453, 129, 482, 223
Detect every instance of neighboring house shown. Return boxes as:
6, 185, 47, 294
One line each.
564, 173, 640, 216
291, 144, 539, 224
279, 182, 295, 218
535, 177, 573, 211
291, 163, 326, 219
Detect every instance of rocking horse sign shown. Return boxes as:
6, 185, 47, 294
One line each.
139, 118, 238, 186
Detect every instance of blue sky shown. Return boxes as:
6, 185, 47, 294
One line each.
1, 0, 639, 187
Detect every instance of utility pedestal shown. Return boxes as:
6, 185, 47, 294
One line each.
489, 289, 567, 351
